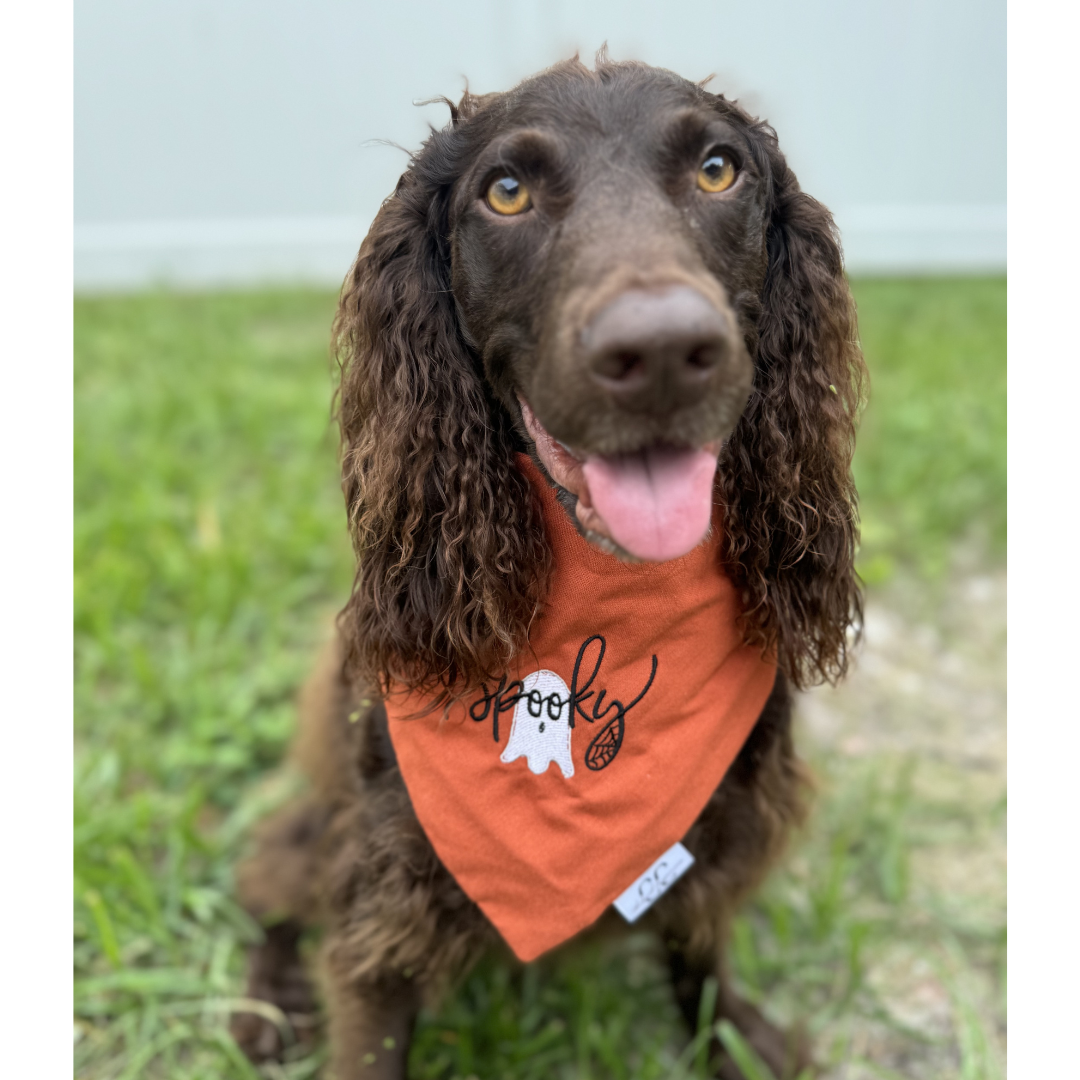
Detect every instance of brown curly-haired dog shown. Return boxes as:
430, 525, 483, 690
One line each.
232, 54, 864, 1080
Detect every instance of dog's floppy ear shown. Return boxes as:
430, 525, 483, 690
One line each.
719, 130, 866, 688
333, 152, 548, 698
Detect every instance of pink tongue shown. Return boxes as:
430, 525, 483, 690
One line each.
581, 447, 719, 562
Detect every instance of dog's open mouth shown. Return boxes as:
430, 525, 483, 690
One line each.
519, 398, 720, 562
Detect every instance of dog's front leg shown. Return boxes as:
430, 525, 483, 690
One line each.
666, 934, 811, 1080
324, 958, 418, 1080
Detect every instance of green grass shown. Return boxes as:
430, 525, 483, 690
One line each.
74, 279, 1006, 1078
851, 278, 1006, 582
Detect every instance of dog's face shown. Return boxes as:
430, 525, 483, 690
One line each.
336, 58, 863, 694
445, 69, 771, 562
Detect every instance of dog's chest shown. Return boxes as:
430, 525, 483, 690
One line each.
384, 455, 776, 961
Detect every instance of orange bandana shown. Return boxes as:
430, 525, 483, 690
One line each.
385, 455, 777, 961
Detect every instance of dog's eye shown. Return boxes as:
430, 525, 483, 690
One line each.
486, 176, 531, 215
697, 154, 736, 194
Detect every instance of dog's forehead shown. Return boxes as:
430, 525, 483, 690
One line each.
444, 81, 755, 206
494, 69, 722, 148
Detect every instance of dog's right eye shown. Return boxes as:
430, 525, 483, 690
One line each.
486, 176, 532, 216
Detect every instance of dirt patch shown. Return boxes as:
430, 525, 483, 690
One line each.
797, 546, 1006, 1078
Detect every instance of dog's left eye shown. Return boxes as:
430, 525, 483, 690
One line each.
486, 176, 532, 215
697, 153, 737, 194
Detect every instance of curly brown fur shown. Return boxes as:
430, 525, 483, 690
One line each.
237, 53, 863, 1080
720, 152, 864, 687
655, 673, 814, 1077
335, 56, 864, 700
237, 643, 810, 1077
333, 145, 550, 701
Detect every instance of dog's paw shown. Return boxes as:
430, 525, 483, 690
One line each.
229, 990, 320, 1064
230, 921, 320, 1063
230, 1008, 290, 1063
713, 1003, 815, 1080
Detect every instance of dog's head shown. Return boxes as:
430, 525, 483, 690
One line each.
448, 69, 768, 564
335, 57, 865, 698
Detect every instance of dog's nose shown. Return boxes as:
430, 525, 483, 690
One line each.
581, 287, 733, 413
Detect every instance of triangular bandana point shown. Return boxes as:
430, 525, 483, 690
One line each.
386, 454, 776, 962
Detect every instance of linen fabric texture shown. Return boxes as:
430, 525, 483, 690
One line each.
385, 454, 777, 961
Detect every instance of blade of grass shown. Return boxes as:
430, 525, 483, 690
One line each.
716, 1019, 779, 1080
82, 889, 121, 968
694, 976, 720, 1077
116, 1022, 194, 1080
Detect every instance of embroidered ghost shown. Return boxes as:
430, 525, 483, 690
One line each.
500, 669, 574, 778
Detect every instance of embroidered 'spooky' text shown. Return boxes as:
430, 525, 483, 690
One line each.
469, 635, 658, 772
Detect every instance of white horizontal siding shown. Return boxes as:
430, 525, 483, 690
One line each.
74, 204, 1006, 292
75, 0, 1004, 290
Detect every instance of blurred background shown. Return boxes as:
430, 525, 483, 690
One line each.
74, 3, 1006, 1079
75, 0, 1004, 289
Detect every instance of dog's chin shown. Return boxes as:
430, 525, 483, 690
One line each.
518, 397, 722, 563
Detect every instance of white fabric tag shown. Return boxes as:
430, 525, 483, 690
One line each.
612, 841, 695, 923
